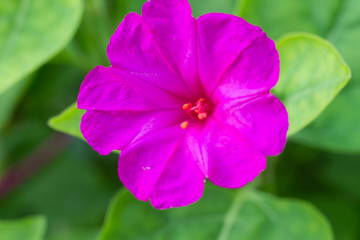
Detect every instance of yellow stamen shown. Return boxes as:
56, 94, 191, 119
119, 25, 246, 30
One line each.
198, 112, 207, 120
182, 103, 192, 111
180, 121, 189, 129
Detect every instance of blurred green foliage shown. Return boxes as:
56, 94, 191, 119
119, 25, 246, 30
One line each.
99, 185, 333, 240
0, 76, 31, 130
0, 0, 359, 240
0, 141, 119, 240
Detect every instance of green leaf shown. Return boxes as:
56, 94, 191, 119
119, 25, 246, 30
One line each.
0, 0, 84, 95
98, 185, 333, 240
0, 215, 46, 240
239, 0, 360, 152
274, 33, 350, 136
291, 85, 360, 152
48, 103, 85, 140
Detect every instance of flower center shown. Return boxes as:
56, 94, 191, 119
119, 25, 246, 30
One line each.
180, 97, 210, 129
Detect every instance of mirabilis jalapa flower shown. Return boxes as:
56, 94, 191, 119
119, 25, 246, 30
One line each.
78, 0, 288, 209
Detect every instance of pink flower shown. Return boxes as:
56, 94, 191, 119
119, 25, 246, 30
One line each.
77, 0, 288, 209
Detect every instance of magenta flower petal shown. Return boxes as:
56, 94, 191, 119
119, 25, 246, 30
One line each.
212, 34, 279, 102
119, 126, 205, 209
107, 12, 192, 99
142, 0, 201, 94
78, 0, 289, 209
81, 110, 185, 155
213, 93, 288, 156
78, 66, 184, 111
203, 118, 266, 188
197, 13, 263, 97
